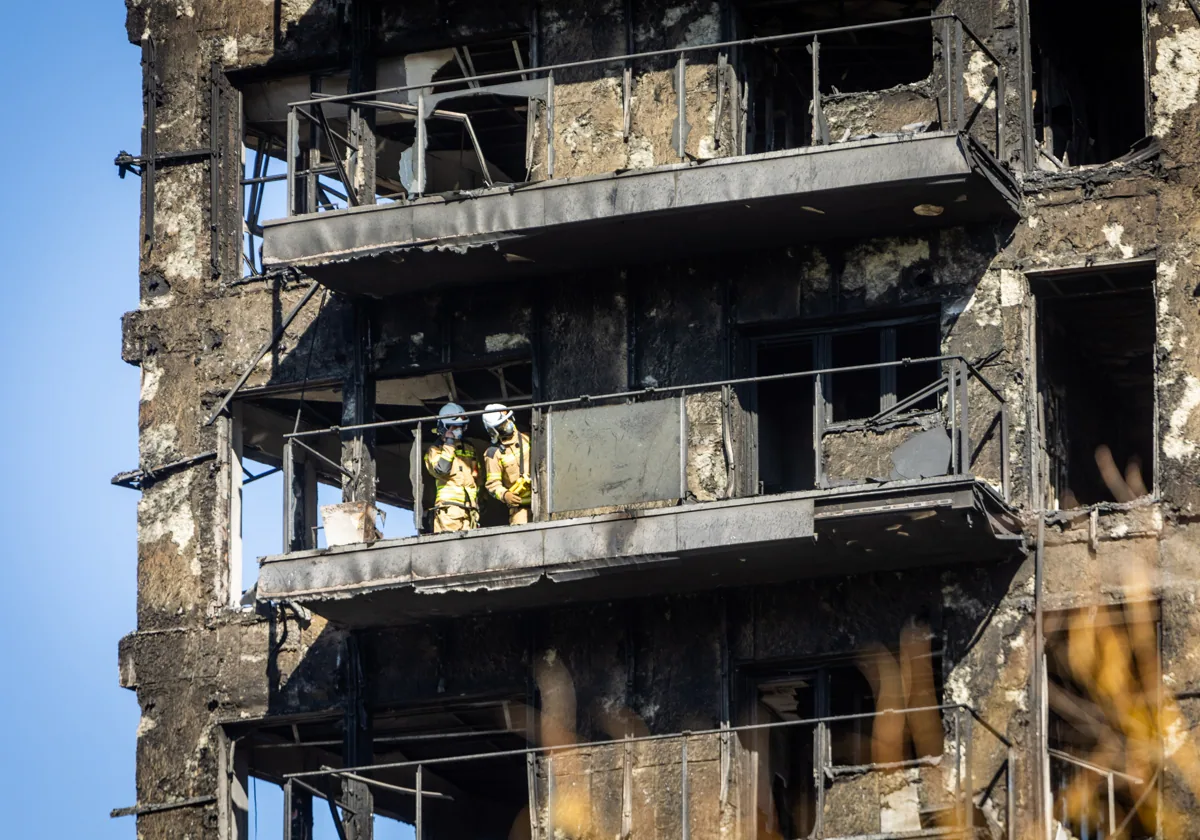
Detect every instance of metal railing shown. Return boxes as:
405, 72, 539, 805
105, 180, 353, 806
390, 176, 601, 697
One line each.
278, 703, 1014, 840
280, 14, 1005, 214
1048, 749, 1152, 840
278, 355, 1009, 549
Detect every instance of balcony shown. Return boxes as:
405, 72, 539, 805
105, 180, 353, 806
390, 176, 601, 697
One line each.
257, 16, 1019, 297
253, 704, 1015, 840
256, 357, 1024, 626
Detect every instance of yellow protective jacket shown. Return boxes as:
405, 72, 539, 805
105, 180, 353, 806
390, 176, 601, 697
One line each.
424, 440, 480, 511
484, 431, 531, 506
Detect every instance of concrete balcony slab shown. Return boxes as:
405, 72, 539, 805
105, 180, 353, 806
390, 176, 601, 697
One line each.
256, 477, 1023, 627
262, 132, 1020, 297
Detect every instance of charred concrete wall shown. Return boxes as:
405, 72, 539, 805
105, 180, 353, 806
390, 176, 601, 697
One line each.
117, 0, 1200, 837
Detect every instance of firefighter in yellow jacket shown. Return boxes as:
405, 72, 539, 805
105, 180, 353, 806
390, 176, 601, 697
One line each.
482, 404, 532, 525
424, 403, 480, 533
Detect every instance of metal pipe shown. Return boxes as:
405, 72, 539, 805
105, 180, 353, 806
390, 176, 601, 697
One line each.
287, 15, 980, 108
284, 354, 1005, 441
338, 771, 453, 801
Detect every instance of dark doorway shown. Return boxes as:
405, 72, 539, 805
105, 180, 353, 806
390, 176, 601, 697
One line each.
1029, 0, 1147, 165
756, 337, 817, 494
1035, 264, 1155, 508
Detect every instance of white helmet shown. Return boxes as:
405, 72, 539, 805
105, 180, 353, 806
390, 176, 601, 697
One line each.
482, 404, 514, 441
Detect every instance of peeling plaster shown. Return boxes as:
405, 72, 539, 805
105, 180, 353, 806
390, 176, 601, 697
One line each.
842, 237, 930, 302
141, 361, 163, 403
485, 332, 531, 353
1102, 222, 1135, 259
964, 51, 996, 110
1164, 375, 1200, 460
1152, 26, 1200, 136
138, 469, 198, 556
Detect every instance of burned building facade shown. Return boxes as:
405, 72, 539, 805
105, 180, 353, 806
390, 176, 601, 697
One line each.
114, 0, 1200, 837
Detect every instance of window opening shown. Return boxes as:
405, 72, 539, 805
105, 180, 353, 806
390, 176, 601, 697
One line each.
752, 647, 945, 839
756, 337, 817, 494
1034, 264, 1154, 508
1045, 606, 1159, 840
735, 0, 935, 154
753, 314, 940, 493
1028, 0, 1147, 167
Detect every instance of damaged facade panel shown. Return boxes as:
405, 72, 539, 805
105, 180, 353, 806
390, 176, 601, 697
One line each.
115, 0, 1200, 838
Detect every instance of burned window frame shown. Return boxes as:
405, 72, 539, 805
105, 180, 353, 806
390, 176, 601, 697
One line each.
1029, 260, 1157, 510
1018, 0, 1153, 170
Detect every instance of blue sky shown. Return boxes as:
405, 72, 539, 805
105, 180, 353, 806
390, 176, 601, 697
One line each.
0, 5, 412, 837
0, 2, 143, 837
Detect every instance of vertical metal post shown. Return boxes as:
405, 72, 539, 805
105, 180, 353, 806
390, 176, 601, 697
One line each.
673, 54, 690, 160
963, 714, 974, 830
622, 738, 633, 839
415, 92, 427, 196
954, 707, 963, 824
526, 753, 540, 840
284, 779, 294, 840
1107, 773, 1116, 837
681, 736, 690, 840
814, 721, 826, 838
209, 62, 222, 280
948, 366, 959, 474
623, 64, 633, 141
415, 764, 424, 840
959, 360, 971, 473
286, 107, 297, 216
546, 756, 555, 840
1001, 404, 1011, 501
679, 391, 688, 502
942, 19, 953, 128
996, 61, 1007, 159
1007, 747, 1015, 840
283, 440, 297, 552
813, 373, 825, 489
810, 37, 829, 145
546, 71, 556, 179
954, 19, 966, 132
411, 423, 424, 534
545, 406, 554, 515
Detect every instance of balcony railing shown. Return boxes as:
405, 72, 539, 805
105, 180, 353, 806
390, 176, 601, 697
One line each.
278, 355, 1009, 551
277, 703, 1015, 840
277, 14, 1005, 215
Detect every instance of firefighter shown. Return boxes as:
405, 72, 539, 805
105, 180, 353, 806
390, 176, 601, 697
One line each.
423, 403, 480, 533
482, 404, 532, 525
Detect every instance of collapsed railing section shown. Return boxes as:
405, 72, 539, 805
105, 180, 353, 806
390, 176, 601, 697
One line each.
281, 14, 1005, 214
280, 354, 1008, 546
280, 704, 1014, 840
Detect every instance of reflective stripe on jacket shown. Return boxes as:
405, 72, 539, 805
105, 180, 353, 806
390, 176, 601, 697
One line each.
485, 432, 531, 504
424, 441, 479, 509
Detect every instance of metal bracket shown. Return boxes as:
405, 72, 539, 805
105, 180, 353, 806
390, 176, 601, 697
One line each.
111, 450, 219, 491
